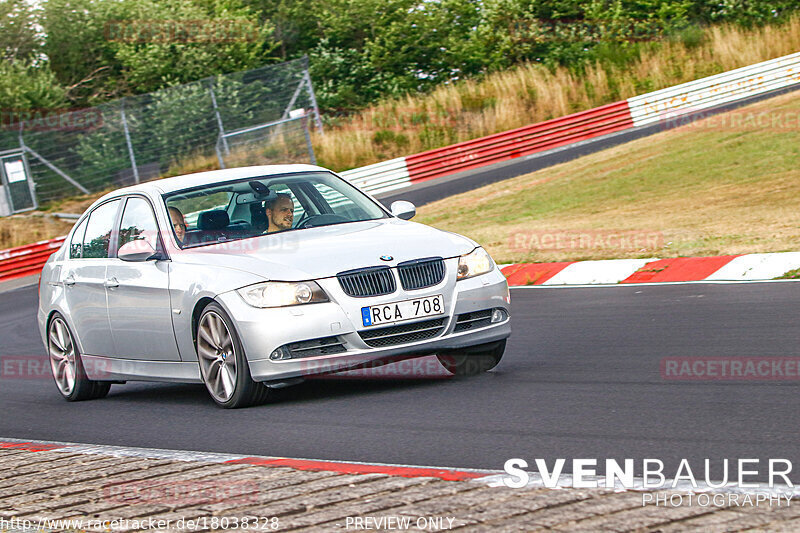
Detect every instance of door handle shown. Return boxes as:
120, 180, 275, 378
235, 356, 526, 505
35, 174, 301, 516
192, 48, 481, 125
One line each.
104, 277, 119, 289
63, 275, 76, 287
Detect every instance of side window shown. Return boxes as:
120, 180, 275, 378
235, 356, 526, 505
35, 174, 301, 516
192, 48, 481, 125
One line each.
82, 200, 121, 259
167, 191, 231, 231
118, 197, 159, 251
69, 217, 88, 259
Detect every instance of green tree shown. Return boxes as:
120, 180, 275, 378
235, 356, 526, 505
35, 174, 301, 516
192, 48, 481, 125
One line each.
42, 0, 278, 105
0, 0, 66, 110
0, 62, 67, 110
0, 0, 42, 63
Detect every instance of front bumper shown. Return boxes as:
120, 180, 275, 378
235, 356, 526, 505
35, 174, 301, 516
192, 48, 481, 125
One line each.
216, 265, 511, 382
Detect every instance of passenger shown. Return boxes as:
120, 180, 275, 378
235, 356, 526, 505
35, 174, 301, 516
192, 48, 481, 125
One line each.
168, 206, 187, 243
264, 193, 294, 233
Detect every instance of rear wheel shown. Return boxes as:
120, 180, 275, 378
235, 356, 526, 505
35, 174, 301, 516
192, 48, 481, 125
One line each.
437, 339, 506, 377
196, 303, 269, 408
48, 314, 111, 401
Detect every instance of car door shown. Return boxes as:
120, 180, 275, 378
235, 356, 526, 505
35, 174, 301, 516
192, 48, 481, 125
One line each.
61, 199, 121, 356
106, 195, 180, 361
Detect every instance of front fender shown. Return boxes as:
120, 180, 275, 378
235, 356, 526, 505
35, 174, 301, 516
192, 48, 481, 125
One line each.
168, 263, 267, 362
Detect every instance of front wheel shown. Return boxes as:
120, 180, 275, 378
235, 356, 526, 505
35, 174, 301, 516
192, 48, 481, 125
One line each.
48, 314, 111, 401
437, 339, 506, 377
196, 302, 269, 409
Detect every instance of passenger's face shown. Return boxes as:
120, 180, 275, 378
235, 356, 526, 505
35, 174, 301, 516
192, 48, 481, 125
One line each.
267, 198, 294, 231
169, 210, 186, 241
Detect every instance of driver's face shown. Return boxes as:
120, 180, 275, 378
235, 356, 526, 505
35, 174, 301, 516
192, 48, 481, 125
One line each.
168, 208, 186, 242
267, 197, 294, 231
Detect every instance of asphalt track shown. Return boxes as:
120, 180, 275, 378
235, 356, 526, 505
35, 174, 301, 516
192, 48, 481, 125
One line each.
1, 281, 799, 482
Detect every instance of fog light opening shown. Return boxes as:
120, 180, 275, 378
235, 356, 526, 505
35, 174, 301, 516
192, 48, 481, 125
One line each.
269, 346, 292, 361
491, 308, 508, 323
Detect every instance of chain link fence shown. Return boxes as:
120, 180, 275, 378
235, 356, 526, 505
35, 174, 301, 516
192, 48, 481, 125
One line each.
0, 56, 322, 210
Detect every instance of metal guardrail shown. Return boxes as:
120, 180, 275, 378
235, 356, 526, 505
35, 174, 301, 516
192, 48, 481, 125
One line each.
340, 157, 411, 195
341, 50, 800, 197
404, 100, 633, 182
627, 51, 800, 126
0, 237, 65, 282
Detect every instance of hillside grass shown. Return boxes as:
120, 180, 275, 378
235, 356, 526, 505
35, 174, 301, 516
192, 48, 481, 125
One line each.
313, 16, 800, 171
416, 90, 800, 263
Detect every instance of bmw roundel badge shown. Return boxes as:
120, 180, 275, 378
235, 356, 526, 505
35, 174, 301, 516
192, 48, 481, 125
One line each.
380, 255, 393, 261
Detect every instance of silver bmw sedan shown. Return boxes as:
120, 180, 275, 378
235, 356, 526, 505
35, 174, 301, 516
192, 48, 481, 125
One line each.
38, 165, 511, 408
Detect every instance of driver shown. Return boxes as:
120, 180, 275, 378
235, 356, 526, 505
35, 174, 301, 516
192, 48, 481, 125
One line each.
168, 206, 187, 243
264, 193, 294, 233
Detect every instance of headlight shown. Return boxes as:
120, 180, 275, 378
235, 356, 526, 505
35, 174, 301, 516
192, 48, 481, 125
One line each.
457, 247, 494, 280
237, 281, 329, 308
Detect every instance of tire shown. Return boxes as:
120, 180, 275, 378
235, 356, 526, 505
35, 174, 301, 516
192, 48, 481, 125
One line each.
196, 302, 269, 408
437, 339, 506, 377
47, 314, 111, 401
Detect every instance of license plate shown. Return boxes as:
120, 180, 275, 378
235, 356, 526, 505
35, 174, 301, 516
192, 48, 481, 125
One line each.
361, 294, 444, 327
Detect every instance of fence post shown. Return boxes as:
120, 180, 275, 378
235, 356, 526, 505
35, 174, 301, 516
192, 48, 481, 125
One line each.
215, 138, 226, 170
208, 80, 229, 155
120, 99, 139, 184
301, 116, 317, 165
282, 78, 306, 120
22, 145, 89, 195
303, 69, 324, 135
18, 120, 89, 196
18, 122, 39, 208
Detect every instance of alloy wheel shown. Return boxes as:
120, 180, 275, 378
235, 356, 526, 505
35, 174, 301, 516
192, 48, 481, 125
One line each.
48, 317, 77, 396
197, 311, 238, 403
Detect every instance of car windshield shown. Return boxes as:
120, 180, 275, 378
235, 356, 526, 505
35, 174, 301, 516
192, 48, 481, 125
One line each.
163, 171, 388, 248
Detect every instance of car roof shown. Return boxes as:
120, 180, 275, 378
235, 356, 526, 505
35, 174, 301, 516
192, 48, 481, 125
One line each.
93, 164, 329, 203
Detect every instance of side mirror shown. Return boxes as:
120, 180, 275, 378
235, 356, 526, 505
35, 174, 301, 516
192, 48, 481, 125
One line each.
118, 239, 159, 262
390, 200, 416, 221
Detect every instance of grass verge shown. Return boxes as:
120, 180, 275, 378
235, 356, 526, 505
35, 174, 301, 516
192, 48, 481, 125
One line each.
777, 268, 800, 279
0, 191, 107, 250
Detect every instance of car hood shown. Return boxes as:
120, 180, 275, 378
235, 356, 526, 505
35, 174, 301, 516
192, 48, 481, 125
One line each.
175, 219, 477, 281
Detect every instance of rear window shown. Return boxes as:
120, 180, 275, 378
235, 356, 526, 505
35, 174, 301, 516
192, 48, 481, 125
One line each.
69, 217, 88, 259
82, 200, 121, 259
